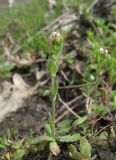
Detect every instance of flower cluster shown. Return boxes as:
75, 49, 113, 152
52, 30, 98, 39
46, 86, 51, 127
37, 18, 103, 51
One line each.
100, 48, 108, 54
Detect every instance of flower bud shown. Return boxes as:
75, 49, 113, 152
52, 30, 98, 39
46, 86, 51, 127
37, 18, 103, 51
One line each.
50, 32, 63, 44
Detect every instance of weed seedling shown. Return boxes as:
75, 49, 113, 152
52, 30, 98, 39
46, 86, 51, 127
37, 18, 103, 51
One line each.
30, 33, 83, 157
47, 32, 63, 135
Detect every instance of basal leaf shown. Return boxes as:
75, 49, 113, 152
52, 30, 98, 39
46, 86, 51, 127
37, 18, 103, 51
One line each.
30, 135, 55, 144
64, 55, 74, 64
69, 144, 83, 160
58, 119, 72, 129
80, 137, 92, 158
0, 138, 9, 148
44, 123, 52, 136
73, 116, 87, 127
58, 133, 80, 142
12, 141, 22, 149
12, 149, 27, 160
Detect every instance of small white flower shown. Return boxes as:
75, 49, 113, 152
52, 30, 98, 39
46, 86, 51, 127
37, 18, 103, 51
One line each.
100, 48, 105, 54
50, 32, 61, 39
90, 75, 95, 81
100, 48, 108, 54
104, 49, 108, 54
50, 32, 63, 43
9, 0, 15, 7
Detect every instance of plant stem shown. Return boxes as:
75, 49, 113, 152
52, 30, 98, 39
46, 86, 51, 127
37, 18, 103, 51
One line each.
48, 152, 52, 160
51, 77, 56, 135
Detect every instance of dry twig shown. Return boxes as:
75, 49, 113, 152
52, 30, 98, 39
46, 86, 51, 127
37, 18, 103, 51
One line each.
58, 94, 80, 118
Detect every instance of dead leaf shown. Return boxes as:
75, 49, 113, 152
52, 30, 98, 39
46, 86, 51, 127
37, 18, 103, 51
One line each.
50, 141, 60, 156
4, 152, 11, 160
35, 71, 47, 81
74, 60, 85, 76
2, 42, 35, 66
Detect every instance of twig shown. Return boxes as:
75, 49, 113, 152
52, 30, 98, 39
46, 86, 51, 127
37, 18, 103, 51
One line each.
55, 104, 78, 124
56, 95, 83, 116
31, 79, 50, 95
93, 125, 110, 138
58, 94, 80, 118
36, 59, 47, 63
61, 70, 70, 82
59, 82, 95, 89
37, 95, 83, 130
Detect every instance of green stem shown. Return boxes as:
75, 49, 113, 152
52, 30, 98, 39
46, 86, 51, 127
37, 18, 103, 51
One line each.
51, 77, 56, 135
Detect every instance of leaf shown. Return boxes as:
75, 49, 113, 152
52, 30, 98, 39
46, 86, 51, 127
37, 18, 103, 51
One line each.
44, 123, 52, 136
0, 143, 7, 148
74, 60, 85, 76
48, 56, 58, 77
0, 61, 14, 75
12, 149, 27, 160
38, 142, 47, 151
92, 104, 108, 114
69, 144, 83, 160
52, 38, 63, 56
49, 141, 60, 156
58, 119, 72, 129
56, 128, 70, 137
56, 120, 72, 136
59, 133, 80, 142
64, 55, 74, 64
4, 152, 11, 160
91, 155, 97, 160
30, 135, 55, 144
12, 141, 22, 149
73, 116, 87, 127
0, 137, 9, 148
80, 137, 92, 158
99, 131, 108, 140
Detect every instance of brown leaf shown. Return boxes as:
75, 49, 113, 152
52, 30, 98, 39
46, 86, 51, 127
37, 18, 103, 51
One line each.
4, 152, 11, 160
35, 71, 47, 81
49, 141, 60, 156
74, 60, 85, 76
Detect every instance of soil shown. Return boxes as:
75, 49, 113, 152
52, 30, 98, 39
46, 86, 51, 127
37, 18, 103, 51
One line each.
0, 92, 115, 160
22, 142, 116, 160
93, 144, 116, 160
0, 95, 49, 136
